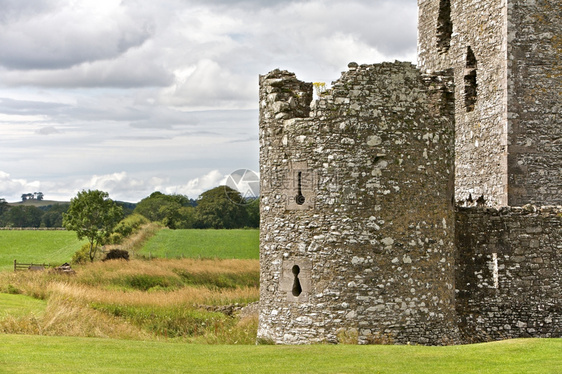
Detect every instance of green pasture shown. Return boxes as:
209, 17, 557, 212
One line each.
0, 230, 84, 271
139, 229, 259, 260
0, 336, 560, 373
0, 294, 47, 318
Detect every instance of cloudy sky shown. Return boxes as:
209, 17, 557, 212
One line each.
0, 0, 417, 203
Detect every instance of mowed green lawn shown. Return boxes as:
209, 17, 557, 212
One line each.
0, 335, 560, 373
0, 293, 47, 318
0, 230, 85, 271
140, 229, 259, 260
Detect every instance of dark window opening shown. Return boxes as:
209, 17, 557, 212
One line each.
291, 265, 302, 297
464, 46, 478, 112
295, 172, 306, 205
437, 0, 453, 54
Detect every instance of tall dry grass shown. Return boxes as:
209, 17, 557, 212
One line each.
47, 281, 258, 308
0, 257, 260, 343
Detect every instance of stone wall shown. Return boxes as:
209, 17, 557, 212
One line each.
418, 0, 561, 207
258, 63, 461, 345
455, 206, 562, 342
418, 0, 509, 207
506, 0, 562, 206
258, 0, 561, 346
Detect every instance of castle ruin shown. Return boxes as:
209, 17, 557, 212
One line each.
257, 0, 561, 345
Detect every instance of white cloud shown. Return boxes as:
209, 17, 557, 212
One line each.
166, 170, 226, 198
0, 0, 418, 203
78, 172, 167, 201
161, 59, 255, 109
33, 170, 227, 203
0, 171, 41, 201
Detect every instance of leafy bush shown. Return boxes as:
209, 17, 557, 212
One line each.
108, 232, 123, 245
103, 249, 130, 261
110, 214, 150, 244
72, 243, 95, 264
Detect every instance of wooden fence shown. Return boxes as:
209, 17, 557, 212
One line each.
13, 260, 52, 272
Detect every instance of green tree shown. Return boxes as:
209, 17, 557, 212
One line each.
134, 192, 195, 228
1, 205, 43, 227
40, 203, 69, 227
245, 198, 260, 228
194, 186, 248, 229
63, 190, 123, 262
134, 192, 169, 222
0, 198, 8, 216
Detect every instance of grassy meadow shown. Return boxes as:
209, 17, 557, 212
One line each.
0, 227, 260, 344
0, 258, 260, 343
1, 228, 561, 373
0, 335, 560, 373
0, 230, 85, 271
0, 293, 46, 318
139, 229, 259, 259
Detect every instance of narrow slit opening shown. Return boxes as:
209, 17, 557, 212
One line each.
464, 46, 478, 112
295, 172, 305, 205
437, 0, 453, 54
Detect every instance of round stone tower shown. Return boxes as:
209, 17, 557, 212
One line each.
258, 62, 460, 345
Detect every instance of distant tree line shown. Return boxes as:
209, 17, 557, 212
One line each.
0, 185, 258, 229
21, 192, 44, 201
133, 186, 258, 229
0, 201, 68, 228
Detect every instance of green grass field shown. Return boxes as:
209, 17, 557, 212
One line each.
139, 229, 259, 260
0, 294, 46, 318
7, 200, 68, 207
0, 335, 560, 373
0, 230, 85, 271
1, 230, 560, 373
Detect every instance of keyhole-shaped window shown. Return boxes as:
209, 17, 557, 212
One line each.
291, 265, 302, 297
295, 172, 306, 205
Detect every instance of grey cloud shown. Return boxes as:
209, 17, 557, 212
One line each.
183, 0, 414, 10
57, 102, 147, 123
1, 55, 173, 88
0, 0, 415, 202
228, 136, 258, 144
127, 106, 205, 130
114, 135, 172, 141
181, 0, 286, 9
0, 97, 70, 115
35, 126, 61, 135
0, 1, 154, 70
0, 0, 61, 22
176, 130, 221, 137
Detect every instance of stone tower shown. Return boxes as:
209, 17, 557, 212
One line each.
257, 63, 461, 345
257, 0, 562, 346
418, 0, 562, 207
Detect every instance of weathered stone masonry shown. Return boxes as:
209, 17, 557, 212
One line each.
258, 0, 561, 345
258, 63, 460, 345
456, 206, 562, 342
418, 0, 562, 207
